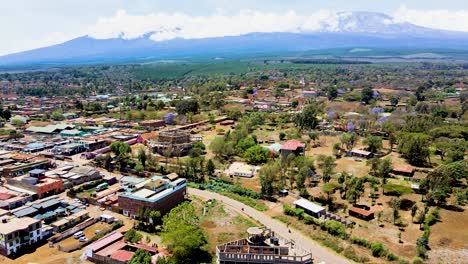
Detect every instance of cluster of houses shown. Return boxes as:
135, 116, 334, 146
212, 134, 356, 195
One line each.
0, 195, 88, 256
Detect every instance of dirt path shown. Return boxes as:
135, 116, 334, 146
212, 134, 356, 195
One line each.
188, 187, 353, 264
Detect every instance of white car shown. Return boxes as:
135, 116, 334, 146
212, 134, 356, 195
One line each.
79, 236, 88, 242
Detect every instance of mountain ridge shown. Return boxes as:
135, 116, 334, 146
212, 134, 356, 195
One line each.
2, 11, 468, 66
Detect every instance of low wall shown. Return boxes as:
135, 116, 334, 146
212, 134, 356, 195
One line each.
88, 254, 127, 264
49, 217, 98, 244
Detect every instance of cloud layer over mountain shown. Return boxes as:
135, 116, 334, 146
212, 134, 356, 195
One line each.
85, 7, 468, 42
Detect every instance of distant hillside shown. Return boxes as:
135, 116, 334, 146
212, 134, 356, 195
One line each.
2, 11, 468, 66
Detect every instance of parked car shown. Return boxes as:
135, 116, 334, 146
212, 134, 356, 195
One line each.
95, 230, 101, 235
79, 236, 88, 242
73, 231, 84, 239
354, 158, 363, 162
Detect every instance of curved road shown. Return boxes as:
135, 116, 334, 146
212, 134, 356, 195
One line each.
188, 187, 352, 264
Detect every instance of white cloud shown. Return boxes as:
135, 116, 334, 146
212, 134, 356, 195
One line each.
87, 9, 341, 41
4, 6, 468, 56
86, 7, 468, 42
393, 5, 468, 32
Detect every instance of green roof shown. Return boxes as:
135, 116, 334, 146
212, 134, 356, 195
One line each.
60, 129, 85, 136
26, 124, 75, 134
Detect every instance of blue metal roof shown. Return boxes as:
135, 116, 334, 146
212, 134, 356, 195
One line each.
29, 169, 46, 174
13, 207, 38, 217
33, 211, 56, 220
32, 199, 61, 210
71, 208, 82, 214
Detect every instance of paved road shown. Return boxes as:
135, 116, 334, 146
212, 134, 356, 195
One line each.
188, 187, 353, 264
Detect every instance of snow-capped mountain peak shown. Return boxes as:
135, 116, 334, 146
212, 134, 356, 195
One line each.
309, 11, 433, 35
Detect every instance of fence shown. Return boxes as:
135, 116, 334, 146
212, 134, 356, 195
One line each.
49, 217, 98, 245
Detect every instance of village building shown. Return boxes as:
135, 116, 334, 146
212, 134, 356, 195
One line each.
0, 216, 43, 256
60, 129, 86, 137
392, 165, 415, 177
51, 166, 103, 186
0, 185, 34, 210
280, 140, 305, 156
227, 162, 257, 178
86, 231, 159, 264
302, 90, 318, 98
217, 227, 312, 264
7, 169, 63, 199
349, 148, 374, 159
2, 158, 51, 177
52, 142, 87, 155
62, 112, 78, 119
293, 198, 326, 218
349, 206, 375, 221
118, 176, 187, 218
148, 130, 199, 156
25, 124, 75, 134
139, 119, 165, 130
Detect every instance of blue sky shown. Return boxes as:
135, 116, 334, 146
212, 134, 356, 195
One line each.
1, 0, 468, 55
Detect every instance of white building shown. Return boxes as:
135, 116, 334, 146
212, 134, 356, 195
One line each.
0, 217, 42, 256
228, 162, 257, 178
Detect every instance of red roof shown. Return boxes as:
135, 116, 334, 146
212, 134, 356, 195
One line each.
133, 243, 158, 253
0, 193, 14, 200
96, 241, 126, 257
392, 165, 415, 174
281, 140, 305, 151
111, 250, 134, 262
349, 207, 374, 217
88, 231, 123, 251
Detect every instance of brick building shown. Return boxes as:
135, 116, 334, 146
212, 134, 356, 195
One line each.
118, 176, 186, 218
139, 119, 165, 130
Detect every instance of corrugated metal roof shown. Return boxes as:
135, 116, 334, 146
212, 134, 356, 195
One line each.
87, 231, 123, 251
293, 199, 325, 214
13, 207, 38, 217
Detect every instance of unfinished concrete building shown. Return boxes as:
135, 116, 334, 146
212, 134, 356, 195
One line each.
216, 227, 312, 264
149, 129, 201, 156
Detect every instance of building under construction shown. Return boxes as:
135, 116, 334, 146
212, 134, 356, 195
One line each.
148, 129, 201, 156
216, 227, 313, 264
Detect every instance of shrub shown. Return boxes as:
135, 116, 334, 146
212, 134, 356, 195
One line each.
387, 252, 399, 261
283, 204, 296, 216
124, 228, 142, 244
321, 220, 346, 238
351, 236, 371, 248
303, 215, 320, 225
283, 204, 304, 219
424, 214, 437, 226
371, 242, 386, 257
412, 256, 424, 264
343, 246, 368, 263
395, 218, 407, 227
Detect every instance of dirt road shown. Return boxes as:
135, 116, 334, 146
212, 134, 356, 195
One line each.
188, 187, 353, 264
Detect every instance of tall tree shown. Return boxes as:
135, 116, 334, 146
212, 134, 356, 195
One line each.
398, 133, 431, 166
294, 103, 319, 131
361, 86, 374, 104
129, 249, 152, 264
376, 158, 392, 184
161, 202, 210, 264
340, 133, 359, 152
363, 135, 383, 153
318, 155, 336, 183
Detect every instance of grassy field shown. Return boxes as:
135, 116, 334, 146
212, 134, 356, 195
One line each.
191, 196, 258, 255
